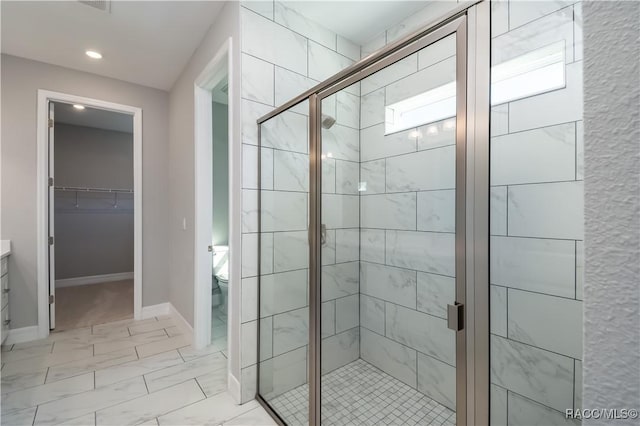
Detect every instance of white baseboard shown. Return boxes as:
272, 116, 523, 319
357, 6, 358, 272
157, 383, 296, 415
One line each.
141, 303, 170, 319
55, 272, 134, 288
228, 371, 241, 404
5, 326, 40, 345
169, 303, 194, 343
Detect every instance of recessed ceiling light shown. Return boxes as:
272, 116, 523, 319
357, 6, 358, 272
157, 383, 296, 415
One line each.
85, 50, 102, 59
73, 104, 85, 110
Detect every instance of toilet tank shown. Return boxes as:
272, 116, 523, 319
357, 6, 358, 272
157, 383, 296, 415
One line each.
213, 245, 229, 279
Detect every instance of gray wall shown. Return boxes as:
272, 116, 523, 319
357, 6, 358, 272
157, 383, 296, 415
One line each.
54, 123, 134, 280
583, 1, 640, 422
0, 55, 170, 328
54, 123, 133, 189
168, 0, 241, 380
212, 101, 229, 246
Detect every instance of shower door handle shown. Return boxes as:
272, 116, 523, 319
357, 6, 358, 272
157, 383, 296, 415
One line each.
447, 302, 464, 331
320, 224, 327, 245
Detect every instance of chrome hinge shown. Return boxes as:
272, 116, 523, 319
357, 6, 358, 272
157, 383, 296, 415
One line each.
447, 302, 464, 331
49, 295, 55, 304
48, 118, 54, 128
49, 236, 54, 245
49, 177, 54, 187
208, 245, 213, 252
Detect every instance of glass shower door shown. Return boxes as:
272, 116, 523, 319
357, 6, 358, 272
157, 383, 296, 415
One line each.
257, 99, 311, 425
317, 30, 464, 425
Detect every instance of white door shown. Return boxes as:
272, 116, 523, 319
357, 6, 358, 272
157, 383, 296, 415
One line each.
48, 101, 56, 329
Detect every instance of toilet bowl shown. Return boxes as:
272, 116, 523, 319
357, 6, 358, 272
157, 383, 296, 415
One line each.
213, 245, 229, 315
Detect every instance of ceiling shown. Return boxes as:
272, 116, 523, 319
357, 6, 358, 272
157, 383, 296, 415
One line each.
1, 1, 224, 91
54, 101, 133, 133
283, 1, 431, 45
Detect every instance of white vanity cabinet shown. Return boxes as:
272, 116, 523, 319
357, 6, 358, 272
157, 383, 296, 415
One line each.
1, 241, 11, 345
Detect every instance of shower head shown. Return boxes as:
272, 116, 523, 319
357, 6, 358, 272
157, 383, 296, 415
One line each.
321, 114, 336, 129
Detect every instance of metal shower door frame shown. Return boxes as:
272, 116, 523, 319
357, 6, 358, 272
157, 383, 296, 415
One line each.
256, 2, 490, 424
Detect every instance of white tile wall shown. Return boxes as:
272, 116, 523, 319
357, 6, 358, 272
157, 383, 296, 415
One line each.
507, 392, 580, 426
385, 146, 455, 192
385, 304, 455, 365
360, 193, 417, 230
507, 289, 582, 359
417, 190, 455, 233
490, 236, 575, 298
274, 2, 336, 50
416, 273, 455, 320
491, 335, 574, 412
360, 125, 417, 162
272, 308, 308, 356
507, 181, 584, 240
489, 3, 584, 420
386, 231, 455, 277
417, 353, 456, 410
360, 262, 416, 310
273, 231, 308, 272
360, 328, 417, 388
241, 7, 308, 75
490, 123, 576, 186
241, 53, 274, 105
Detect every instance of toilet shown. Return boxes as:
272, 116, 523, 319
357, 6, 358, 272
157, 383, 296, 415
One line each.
212, 245, 229, 314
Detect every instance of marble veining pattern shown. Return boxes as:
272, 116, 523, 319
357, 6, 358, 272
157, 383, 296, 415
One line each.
0, 315, 273, 425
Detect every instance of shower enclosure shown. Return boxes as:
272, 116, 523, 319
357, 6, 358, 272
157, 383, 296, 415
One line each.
253, 0, 584, 424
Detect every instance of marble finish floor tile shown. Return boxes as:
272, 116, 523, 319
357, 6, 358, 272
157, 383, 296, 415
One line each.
223, 407, 278, 425
157, 392, 258, 425
95, 379, 205, 425
0, 341, 54, 362
93, 328, 168, 355
128, 318, 176, 336
0, 366, 48, 394
94, 350, 184, 388
1, 345, 94, 375
0, 406, 37, 426
144, 352, 227, 392
46, 347, 139, 383
1, 372, 94, 414
136, 335, 190, 359
0, 315, 272, 426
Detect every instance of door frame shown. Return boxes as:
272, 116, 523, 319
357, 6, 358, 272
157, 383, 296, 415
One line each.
255, 1, 490, 424
193, 37, 239, 378
36, 90, 143, 339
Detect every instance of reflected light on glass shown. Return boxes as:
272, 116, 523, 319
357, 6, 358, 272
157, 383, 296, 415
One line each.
384, 41, 565, 135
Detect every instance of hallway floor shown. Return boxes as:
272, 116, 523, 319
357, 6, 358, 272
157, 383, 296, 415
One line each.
55, 280, 134, 331
0, 315, 275, 425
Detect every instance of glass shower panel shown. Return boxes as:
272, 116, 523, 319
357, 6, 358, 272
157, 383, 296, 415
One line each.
489, 2, 584, 425
319, 33, 459, 425
258, 99, 310, 425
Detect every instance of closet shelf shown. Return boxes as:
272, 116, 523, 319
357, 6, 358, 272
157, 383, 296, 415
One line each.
54, 186, 133, 193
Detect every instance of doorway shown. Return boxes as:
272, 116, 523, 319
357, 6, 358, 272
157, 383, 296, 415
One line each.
255, 2, 490, 425
50, 101, 135, 331
37, 90, 143, 338
211, 77, 230, 348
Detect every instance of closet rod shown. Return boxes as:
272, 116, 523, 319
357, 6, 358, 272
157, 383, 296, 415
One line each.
54, 186, 133, 193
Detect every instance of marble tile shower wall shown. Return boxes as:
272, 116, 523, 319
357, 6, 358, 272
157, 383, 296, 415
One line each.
357, 34, 458, 412
238, 0, 362, 404
489, 2, 584, 425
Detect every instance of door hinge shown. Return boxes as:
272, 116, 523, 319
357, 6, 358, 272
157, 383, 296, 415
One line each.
49, 295, 55, 304
49, 236, 54, 245
208, 245, 213, 252
48, 118, 54, 128
447, 302, 464, 331
49, 177, 54, 187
